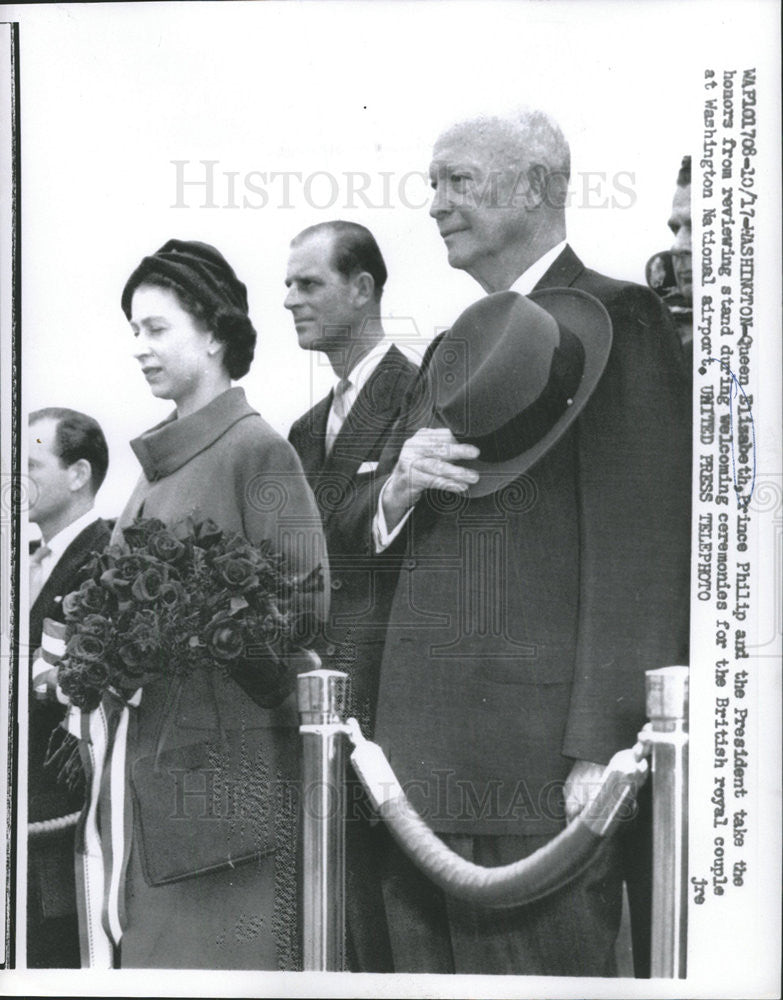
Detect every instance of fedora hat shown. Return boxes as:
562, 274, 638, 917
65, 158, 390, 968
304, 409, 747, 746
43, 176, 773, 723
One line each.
428, 288, 612, 498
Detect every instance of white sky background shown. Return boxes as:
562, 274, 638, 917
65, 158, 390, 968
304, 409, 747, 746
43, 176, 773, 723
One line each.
14, 0, 706, 521
5, 2, 782, 997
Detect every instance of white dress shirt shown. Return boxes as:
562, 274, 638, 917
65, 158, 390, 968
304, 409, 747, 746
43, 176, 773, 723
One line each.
325, 340, 395, 453
32, 508, 99, 594
508, 239, 567, 295
373, 241, 568, 550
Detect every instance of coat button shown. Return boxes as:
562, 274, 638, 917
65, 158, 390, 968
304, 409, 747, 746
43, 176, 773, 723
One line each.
404, 558, 417, 570
326, 645, 337, 656
331, 578, 342, 590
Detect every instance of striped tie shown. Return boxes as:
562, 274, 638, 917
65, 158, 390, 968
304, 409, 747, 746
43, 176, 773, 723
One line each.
325, 377, 352, 455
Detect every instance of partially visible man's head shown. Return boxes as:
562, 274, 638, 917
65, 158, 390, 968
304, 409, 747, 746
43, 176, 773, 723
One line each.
668, 155, 692, 303
428, 108, 570, 290
28, 408, 108, 532
284, 221, 387, 353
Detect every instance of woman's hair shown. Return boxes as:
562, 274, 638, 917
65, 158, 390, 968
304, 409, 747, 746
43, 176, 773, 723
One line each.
122, 239, 257, 380
136, 272, 256, 380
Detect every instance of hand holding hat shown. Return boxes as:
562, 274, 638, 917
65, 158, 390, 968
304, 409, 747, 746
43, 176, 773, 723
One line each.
384, 287, 612, 517
428, 287, 612, 498
381, 427, 480, 531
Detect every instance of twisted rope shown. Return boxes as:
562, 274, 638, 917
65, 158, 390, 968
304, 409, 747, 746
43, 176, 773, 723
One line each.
28, 810, 80, 838
348, 722, 648, 909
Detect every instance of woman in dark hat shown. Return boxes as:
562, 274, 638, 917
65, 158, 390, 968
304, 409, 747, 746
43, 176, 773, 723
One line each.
76, 240, 327, 969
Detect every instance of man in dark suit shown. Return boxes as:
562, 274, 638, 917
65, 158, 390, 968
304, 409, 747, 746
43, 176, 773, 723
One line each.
330, 109, 691, 975
285, 221, 418, 733
285, 222, 418, 971
27, 407, 112, 967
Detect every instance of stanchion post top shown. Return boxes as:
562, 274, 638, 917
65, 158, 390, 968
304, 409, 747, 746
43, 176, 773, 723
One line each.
297, 666, 350, 724
645, 665, 689, 729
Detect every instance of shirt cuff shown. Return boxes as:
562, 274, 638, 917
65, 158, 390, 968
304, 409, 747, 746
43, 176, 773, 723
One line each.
373, 480, 415, 553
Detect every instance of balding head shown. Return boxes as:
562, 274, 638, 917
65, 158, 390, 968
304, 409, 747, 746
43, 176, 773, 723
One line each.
429, 108, 570, 292
438, 108, 571, 183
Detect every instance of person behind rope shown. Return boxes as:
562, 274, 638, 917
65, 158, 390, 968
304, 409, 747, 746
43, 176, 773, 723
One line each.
330, 106, 691, 976
284, 220, 418, 971
27, 408, 112, 968
285, 221, 418, 735
58, 240, 327, 969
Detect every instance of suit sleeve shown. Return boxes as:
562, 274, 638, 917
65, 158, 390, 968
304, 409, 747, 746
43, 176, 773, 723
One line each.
287, 414, 304, 454
563, 284, 691, 762
320, 431, 397, 559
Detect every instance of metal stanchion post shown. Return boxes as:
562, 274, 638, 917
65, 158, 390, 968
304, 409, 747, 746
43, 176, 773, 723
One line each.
298, 666, 350, 972
640, 664, 689, 979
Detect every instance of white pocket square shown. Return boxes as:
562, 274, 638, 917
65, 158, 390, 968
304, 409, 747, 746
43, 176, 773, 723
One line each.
356, 461, 379, 474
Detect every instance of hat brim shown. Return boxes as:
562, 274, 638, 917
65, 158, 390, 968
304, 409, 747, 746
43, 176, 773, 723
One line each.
464, 287, 612, 498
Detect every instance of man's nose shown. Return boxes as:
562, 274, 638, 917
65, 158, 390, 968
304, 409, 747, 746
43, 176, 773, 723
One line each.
429, 183, 451, 220
284, 285, 299, 309
671, 226, 692, 255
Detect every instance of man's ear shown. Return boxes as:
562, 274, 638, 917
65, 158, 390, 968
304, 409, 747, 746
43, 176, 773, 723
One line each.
68, 457, 92, 494
351, 271, 375, 308
525, 163, 550, 208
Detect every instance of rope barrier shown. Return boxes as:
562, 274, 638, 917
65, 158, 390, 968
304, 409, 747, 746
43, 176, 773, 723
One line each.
24, 662, 686, 974
346, 718, 649, 909
28, 810, 80, 838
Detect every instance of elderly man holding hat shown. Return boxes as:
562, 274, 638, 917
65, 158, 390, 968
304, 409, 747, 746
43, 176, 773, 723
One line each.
330, 108, 690, 976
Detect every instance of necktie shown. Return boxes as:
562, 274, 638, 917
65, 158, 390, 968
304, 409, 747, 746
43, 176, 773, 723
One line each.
29, 544, 52, 604
325, 377, 352, 455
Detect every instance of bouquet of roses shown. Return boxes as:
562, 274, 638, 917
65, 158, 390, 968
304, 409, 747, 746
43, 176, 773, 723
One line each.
54, 514, 320, 713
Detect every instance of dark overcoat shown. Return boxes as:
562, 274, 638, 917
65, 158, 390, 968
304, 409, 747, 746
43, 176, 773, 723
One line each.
331, 246, 691, 839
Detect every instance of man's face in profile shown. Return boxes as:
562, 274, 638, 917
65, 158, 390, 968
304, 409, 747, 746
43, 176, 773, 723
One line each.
668, 183, 692, 303
27, 417, 70, 529
284, 232, 355, 353
428, 126, 531, 280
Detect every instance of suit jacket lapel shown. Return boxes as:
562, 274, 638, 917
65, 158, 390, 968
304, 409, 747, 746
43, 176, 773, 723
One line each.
297, 393, 332, 481
534, 244, 585, 290
31, 519, 107, 642
324, 346, 407, 479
